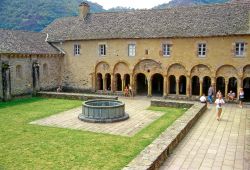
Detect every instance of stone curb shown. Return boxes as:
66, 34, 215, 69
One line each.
123, 100, 207, 170
37, 91, 118, 100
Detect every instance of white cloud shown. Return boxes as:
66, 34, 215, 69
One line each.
90, 0, 171, 9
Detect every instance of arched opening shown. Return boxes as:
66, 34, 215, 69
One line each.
192, 76, 200, 96
179, 75, 186, 95
203, 76, 211, 96
216, 77, 225, 97
228, 77, 237, 97
16, 65, 23, 79
115, 74, 122, 91
152, 73, 163, 96
124, 74, 130, 87
96, 73, 103, 90
105, 73, 111, 91
243, 78, 250, 101
136, 73, 148, 95
43, 63, 48, 77
169, 75, 176, 94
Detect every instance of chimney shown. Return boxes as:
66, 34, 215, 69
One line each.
79, 2, 90, 19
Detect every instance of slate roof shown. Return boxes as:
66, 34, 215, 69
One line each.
0, 29, 60, 54
43, 2, 250, 42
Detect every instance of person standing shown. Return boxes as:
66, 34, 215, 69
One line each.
239, 88, 244, 108
208, 85, 214, 104
128, 84, 133, 97
215, 94, 225, 121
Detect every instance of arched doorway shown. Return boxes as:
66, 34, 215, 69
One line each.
124, 74, 130, 87
152, 74, 163, 96
136, 73, 148, 95
243, 78, 250, 101
179, 75, 186, 95
96, 73, 103, 90
203, 76, 211, 96
115, 74, 122, 91
228, 77, 237, 97
192, 76, 200, 96
216, 77, 225, 96
169, 75, 176, 94
105, 73, 111, 91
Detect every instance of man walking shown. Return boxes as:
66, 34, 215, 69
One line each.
208, 85, 214, 104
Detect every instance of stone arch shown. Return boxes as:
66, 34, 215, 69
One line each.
243, 65, 250, 78
95, 61, 111, 75
96, 73, 103, 90
167, 63, 187, 78
216, 65, 238, 80
151, 73, 164, 96
133, 59, 163, 76
113, 61, 130, 76
16, 65, 23, 79
191, 64, 211, 79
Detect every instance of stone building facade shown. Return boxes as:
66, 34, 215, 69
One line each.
1, 2, 250, 101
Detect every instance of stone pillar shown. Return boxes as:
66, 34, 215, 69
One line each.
93, 73, 96, 92
186, 76, 191, 97
147, 77, 152, 97
130, 74, 134, 94
111, 74, 114, 92
199, 79, 203, 96
176, 78, 179, 95
167, 76, 170, 95
225, 79, 229, 98
122, 77, 125, 92
237, 77, 243, 97
163, 75, 168, 97
2, 62, 11, 101
211, 77, 216, 98
103, 77, 106, 91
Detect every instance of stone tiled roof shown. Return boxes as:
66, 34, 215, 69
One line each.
0, 29, 60, 54
43, 3, 250, 42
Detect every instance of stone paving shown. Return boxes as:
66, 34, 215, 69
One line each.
30, 97, 165, 137
160, 104, 250, 170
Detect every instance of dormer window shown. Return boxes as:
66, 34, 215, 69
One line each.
74, 44, 80, 55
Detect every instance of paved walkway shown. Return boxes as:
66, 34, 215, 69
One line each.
160, 104, 250, 170
30, 97, 165, 137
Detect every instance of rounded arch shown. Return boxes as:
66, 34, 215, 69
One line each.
135, 73, 148, 95
216, 77, 225, 97
216, 65, 238, 79
191, 64, 211, 79
96, 73, 103, 90
133, 59, 163, 75
167, 63, 187, 77
243, 65, 250, 78
169, 75, 176, 94
179, 75, 186, 95
115, 73, 122, 91
151, 73, 164, 96
192, 76, 200, 96
95, 61, 111, 75
113, 61, 130, 75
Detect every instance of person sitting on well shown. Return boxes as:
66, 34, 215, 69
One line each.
200, 94, 207, 105
227, 90, 235, 101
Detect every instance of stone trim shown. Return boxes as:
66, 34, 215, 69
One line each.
37, 91, 118, 100
123, 100, 206, 170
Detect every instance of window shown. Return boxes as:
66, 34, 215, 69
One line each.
235, 42, 245, 56
74, 44, 80, 55
128, 44, 136, 56
99, 44, 106, 56
16, 65, 22, 79
163, 44, 171, 56
198, 43, 206, 57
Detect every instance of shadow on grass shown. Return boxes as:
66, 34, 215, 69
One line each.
0, 97, 48, 109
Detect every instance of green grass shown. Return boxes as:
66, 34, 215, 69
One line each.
0, 98, 185, 170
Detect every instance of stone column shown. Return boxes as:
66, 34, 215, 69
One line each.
199, 79, 203, 96
103, 77, 106, 91
111, 74, 114, 92
93, 73, 96, 92
237, 77, 243, 98
167, 76, 170, 95
176, 78, 179, 95
163, 75, 168, 97
121, 77, 125, 92
211, 77, 216, 98
130, 73, 134, 95
186, 76, 191, 97
225, 79, 229, 98
147, 77, 152, 97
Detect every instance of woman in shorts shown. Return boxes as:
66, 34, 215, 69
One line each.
215, 94, 225, 121
239, 88, 244, 108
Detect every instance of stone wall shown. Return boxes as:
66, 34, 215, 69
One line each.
0, 54, 62, 100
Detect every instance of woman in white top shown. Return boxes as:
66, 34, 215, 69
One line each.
215, 94, 225, 121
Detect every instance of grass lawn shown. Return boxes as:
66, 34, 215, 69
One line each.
0, 98, 186, 170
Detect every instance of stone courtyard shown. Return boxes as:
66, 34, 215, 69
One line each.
31, 97, 166, 137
